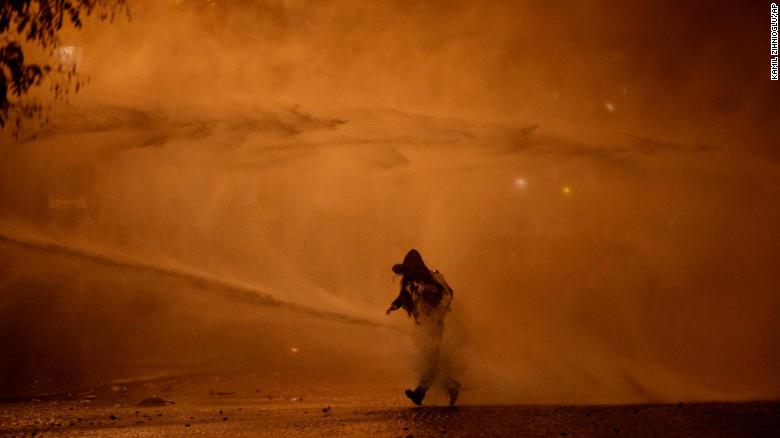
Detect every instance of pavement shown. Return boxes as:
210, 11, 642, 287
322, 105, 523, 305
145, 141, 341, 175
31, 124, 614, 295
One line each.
1, 374, 778, 437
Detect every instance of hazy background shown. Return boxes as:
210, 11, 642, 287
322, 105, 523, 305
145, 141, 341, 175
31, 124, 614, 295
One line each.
0, 0, 778, 404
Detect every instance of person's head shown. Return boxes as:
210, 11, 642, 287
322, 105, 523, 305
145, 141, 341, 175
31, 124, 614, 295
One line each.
392, 249, 434, 282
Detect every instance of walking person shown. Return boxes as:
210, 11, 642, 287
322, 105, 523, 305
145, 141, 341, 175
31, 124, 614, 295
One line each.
386, 249, 462, 405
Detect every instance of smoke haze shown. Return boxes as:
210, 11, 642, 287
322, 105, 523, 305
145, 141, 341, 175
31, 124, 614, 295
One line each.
0, 0, 778, 404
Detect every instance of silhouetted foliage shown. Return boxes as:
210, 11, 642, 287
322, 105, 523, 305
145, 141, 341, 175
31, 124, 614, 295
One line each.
0, 0, 129, 138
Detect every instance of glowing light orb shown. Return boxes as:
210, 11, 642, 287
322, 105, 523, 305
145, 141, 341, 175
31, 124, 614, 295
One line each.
562, 186, 572, 195
53, 46, 82, 71
513, 177, 528, 190
604, 101, 615, 113
290, 347, 299, 353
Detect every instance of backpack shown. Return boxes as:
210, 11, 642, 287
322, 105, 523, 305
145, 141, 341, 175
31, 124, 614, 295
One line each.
431, 270, 453, 312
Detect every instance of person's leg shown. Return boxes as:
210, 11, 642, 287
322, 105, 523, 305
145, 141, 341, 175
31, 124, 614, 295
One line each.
405, 340, 438, 405
435, 317, 463, 405
442, 377, 462, 406
406, 318, 443, 405
418, 340, 440, 390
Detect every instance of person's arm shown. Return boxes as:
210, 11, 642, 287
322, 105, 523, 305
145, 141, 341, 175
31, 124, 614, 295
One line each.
386, 290, 409, 314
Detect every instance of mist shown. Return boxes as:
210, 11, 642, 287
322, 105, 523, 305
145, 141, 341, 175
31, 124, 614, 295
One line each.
1, 0, 778, 405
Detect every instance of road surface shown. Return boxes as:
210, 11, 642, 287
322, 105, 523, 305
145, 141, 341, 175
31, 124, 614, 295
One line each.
1, 375, 777, 437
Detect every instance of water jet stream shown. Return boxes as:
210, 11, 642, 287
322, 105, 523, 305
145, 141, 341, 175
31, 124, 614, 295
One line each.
0, 224, 391, 330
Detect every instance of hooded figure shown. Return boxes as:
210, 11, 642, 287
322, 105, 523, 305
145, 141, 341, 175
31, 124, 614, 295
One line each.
386, 249, 460, 405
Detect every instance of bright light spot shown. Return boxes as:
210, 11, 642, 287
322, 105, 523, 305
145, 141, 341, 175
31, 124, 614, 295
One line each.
290, 347, 299, 353
562, 186, 572, 195
53, 46, 82, 70
604, 101, 615, 113
513, 177, 528, 190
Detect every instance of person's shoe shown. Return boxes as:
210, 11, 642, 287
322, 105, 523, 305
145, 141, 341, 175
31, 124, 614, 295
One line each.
445, 379, 462, 406
404, 387, 425, 406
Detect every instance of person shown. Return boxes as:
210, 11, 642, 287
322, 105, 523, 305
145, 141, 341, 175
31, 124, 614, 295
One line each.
386, 249, 462, 406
